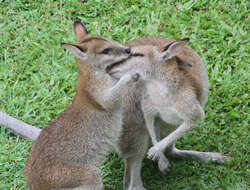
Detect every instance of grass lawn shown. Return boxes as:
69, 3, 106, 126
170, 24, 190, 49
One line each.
0, 0, 249, 189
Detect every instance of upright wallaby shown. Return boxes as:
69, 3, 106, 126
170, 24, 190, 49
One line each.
1, 33, 232, 190
24, 21, 139, 190
110, 37, 232, 190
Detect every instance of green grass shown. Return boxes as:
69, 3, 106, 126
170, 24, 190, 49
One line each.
0, 0, 249, 189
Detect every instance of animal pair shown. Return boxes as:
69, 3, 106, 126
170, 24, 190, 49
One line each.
25, 20, 232, 190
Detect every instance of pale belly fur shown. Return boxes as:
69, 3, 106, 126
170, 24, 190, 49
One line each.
147, 81, 183, 126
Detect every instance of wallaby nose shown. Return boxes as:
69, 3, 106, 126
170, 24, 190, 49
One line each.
125, 47, 131, 54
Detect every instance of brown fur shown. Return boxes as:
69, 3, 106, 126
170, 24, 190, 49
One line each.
117, 37, 230, 188
25, 21, 136, 190
127, 36, 207, 104
109, 36, 213, 189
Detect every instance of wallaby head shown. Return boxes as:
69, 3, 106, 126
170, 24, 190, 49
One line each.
62, 20, 132, 73
108, 38, 192, 81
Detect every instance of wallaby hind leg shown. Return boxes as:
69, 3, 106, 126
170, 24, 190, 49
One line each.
124, 155, 147, 190
142, 95, 171, 174
143, 111, 171, 174
166, 144, 233, 164
118, 126, 149, 190
28, 164, 102, 190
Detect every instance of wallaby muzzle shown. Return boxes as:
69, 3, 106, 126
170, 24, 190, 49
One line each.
105, 51, 144, 74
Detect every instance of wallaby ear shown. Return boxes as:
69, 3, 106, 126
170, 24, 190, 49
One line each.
73, 20, 88, 42
62, 43, 87, 61
162, 38, 189, 60
175, 56, 192, 68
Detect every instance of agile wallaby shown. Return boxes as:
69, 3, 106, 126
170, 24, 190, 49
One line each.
1, 35, 232, 190
110, 37, 232, 190
24, 20, 140, 190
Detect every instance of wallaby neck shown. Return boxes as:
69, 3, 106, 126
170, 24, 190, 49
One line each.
156, 65, 183, 93
71, 67, 106, 111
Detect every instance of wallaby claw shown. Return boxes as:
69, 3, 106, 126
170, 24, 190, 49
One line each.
132, 73, 140, 82
147, 145, 171, 174
158, 153, 171, 174
147, 145, 161, 161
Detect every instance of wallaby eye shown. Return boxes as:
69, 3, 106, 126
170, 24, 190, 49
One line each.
101, 48, 111, 54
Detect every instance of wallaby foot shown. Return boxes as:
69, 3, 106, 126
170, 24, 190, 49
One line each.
119, 126, 149, 190
157, 152, 171, 174
167, 145, 233, 164
124, 156, 147, 190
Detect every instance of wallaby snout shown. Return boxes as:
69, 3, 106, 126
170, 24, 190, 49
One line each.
107, 50, 144, 80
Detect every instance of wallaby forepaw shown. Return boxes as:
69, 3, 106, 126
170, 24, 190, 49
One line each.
147, 145, 161, 161
147, 146, 171, 174
158, 154, 171, 174
120, 73, 139, 85
132, 73, 140, 82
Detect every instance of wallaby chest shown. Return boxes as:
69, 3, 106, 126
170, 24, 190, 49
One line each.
146, 81, 182, 125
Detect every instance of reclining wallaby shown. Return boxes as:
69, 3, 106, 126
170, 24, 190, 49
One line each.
110, 37, 232, 190
24, 20, 140, 190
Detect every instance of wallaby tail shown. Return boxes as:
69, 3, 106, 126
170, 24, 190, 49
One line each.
0, 111, 41, 141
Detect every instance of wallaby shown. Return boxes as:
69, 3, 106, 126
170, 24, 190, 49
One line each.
109, 37, 232, 190
24, 20, 140, 190
1, 35, 232, 190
